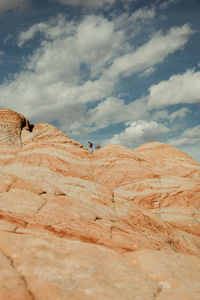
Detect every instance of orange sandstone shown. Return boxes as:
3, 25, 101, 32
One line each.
0, 109, 199, 299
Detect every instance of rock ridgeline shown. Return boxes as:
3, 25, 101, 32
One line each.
0, 109, 200, 300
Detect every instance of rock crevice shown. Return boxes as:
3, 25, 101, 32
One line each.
0, 248, 35, 300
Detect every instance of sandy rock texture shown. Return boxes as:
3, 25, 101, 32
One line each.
0, 109, 200, 300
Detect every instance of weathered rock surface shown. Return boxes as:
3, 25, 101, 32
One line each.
0, 109, 31, 148
0, 109, 200, 299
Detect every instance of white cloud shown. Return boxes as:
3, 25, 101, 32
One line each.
0, 51, 4, 64
54, 0, 115, 9
103, 120, 169, 147
111, 7, 156, 42
0, 13, 195, 141
18, 15, 75, 47
104, 24, 194, 80
18, 15, 124, 78
130, 7, 155, 22
75, 16, 124, 78
0, 0, 29, 13
182, 125, 200, 139
0, 15, 123, 130
65, 96, 149, 136
167, 125, 200, 147
148, 69, 200, 108
139, 66, 157, 78
152, 107, 190, 122
169, 107, 190, 121
159, 0, 180, 9
152, 110, 168, 121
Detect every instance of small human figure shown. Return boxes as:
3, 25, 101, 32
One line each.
88, 141, 93, 152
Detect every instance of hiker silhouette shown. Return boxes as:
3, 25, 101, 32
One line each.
88, 141, 93, 152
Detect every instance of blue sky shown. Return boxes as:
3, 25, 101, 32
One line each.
0, 0, 200, 162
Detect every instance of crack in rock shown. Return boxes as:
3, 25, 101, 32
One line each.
37, 198, 47, 214
13, 226, 19, 232
109, 226, 113, 240
111, 191, 119, 218
0, 248, 35, 300
6, 177, 17, 193
89, 151, 95, 182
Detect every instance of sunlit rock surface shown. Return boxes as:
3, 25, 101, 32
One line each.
0, 109, 200, 299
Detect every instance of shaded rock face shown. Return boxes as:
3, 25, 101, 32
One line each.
0, 109, 200, 299
0, 109, 32, 148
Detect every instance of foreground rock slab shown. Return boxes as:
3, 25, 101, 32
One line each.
0, 109, 200, 299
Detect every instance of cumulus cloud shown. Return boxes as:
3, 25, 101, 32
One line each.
64, 96, 149, 136
152, 107, 190, 122
0, 15, 123, 129
0, 0, 30, 13
168, 125, 200, 147
0, 12, 195, 141
86, 97, 148, 127
103, 120, 169, 147
54, 0, 115, 9
18, 15, 124, 78
148, 69, 200, 108
104, 24, 194, 80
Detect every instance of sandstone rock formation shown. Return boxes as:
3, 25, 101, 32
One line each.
0, 109, 32, 148
0, 109, 200, 299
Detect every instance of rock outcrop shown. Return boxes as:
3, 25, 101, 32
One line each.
0, 109, 200, 300
0, 109, 32, 148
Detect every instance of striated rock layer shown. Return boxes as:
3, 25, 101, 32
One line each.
0, 109, 200, 300
0, 109, 32, 148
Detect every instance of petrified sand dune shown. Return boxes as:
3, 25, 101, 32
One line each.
0, 109, 200, 299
